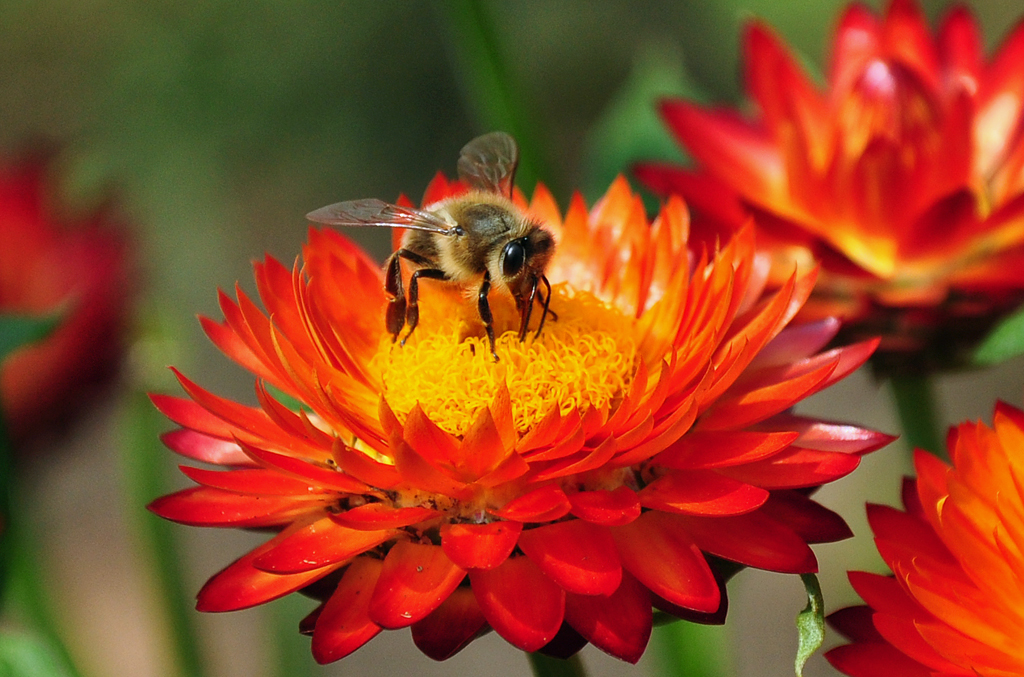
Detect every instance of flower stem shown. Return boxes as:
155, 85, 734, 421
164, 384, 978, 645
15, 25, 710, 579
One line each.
118, 390, 208, 677
888, 374, 945, 459
653, 621, 731, 677
433, 0, 548, 192
527, 652, 587, 677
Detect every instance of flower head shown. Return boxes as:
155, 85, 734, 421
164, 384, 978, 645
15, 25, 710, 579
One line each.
638, 0, 1024, 372
827, 401, 1024, 676
150, 175, 889, 663
0, 153, 132, 443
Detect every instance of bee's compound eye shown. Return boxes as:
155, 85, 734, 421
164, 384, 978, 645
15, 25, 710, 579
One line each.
502, 240, 526, 278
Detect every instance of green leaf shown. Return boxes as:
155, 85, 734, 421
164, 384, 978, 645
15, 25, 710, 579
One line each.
795, 573, 825, 677
0, 631, 75, 677
0, 313, 63, 364
581, 39, 708, 207
974, 303, 1024, 365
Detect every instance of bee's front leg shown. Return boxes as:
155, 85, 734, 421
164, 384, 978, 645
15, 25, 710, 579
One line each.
478, 272, 499, 361
383, 252, 406, 342
403, 267, 447, 345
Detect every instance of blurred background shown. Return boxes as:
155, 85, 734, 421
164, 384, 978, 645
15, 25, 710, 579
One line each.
2, 0, 1024, 675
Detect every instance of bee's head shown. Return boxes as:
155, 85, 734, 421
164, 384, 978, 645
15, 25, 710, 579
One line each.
499, 223, 554, 297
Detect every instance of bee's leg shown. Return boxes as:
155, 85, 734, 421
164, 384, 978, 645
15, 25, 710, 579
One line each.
517, 276, 539, 341
383, 251, 406, 342
478, 272, 499, 361
534, 275, 555, 338
402, 267, 447, 346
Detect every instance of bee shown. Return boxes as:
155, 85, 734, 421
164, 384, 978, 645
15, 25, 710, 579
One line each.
306, 132, 556, 361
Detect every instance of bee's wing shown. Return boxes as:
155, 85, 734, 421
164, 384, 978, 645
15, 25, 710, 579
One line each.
305, 198, 453, 234
457, 131, 519, 198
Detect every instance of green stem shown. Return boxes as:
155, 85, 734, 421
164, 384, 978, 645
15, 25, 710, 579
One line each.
888, 374, 945, 459
433, 0, 549, 192
527, 652, 587, 677
118, 390, 208, 677
0, 410, 85, 677
652, 621, 732, 677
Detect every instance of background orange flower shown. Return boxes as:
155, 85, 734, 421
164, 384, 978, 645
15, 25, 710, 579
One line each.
638, 0, 1024, 372
827, 402, 1024, 676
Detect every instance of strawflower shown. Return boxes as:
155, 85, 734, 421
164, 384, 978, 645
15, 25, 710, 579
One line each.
638, 0, 1024, 372
149, 174, 890, 663
0, 153, 131, 444
827, 401, 1024, 676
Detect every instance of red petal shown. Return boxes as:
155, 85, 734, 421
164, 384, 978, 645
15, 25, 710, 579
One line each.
610, 512, 719, 613
440, 521, 522, 570
369, 542, 465, 628
329, 504, 440, 530
179, 466, 323, 496
148, 487, 313, 527
332, 441, 401, 489
564, 572, 652, 664
240, 443, 368, 493
392, 437, 472, 500
825, 642, 931, 677
492, 484, 571, 522
568, 487, 641, 526
675, 511, 817, 573
197, 525, 342, 612
719, 446, 861, 489
657, 430, 798, 470
253, 516, 394, 573
828, 605, 883, 643
639, 470, 768, 516
411, 587, 488, 661
761, 490, 852, 543
161, 429, 251, 466
150, 394, 235, 438
518, 520, 622, 596
469, 556, 565, 652
311, 558, 383, 663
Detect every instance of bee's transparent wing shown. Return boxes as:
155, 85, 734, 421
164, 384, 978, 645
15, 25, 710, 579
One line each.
305, 198, 452, 234
457, 131, 519, 198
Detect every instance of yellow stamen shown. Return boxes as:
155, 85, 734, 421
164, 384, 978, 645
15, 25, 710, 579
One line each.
375, 284, 637, 437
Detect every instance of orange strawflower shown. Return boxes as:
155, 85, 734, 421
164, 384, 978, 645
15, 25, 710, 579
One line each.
0, 153, 131, 443
150, 175, 889, 663
638, 0, 1024, 372
827, 401, 1024, 676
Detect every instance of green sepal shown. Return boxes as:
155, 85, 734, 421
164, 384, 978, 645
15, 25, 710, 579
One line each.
974, 304, 1024, 365
795, 573, 825, 677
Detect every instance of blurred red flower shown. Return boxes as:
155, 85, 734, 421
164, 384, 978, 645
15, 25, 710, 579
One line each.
0, 154, 132, 444
151, 175, 889, 663
638, 0, 1024, 372
827, 401, 1024, 676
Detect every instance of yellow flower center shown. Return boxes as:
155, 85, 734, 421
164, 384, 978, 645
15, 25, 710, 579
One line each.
375, 283, 637, 437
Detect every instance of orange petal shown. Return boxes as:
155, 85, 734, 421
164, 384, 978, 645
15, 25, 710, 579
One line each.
440, 521, 522, 570
639, 470, 768, 516
564, 572, 652, 664
329, 504, 441, 531
469, 556, 565, 652
518, 520, 622, 596
147, 487, 313, 527
197, 524, 342, 612
179, 466, 326, 496
610, 511, 719, 613
253, 516, 394, 573
568, 487, 641, 526
310, 558, 383, 663
492, 484, 571, 522
368, 541, 465, 629
656, 430, 797, 470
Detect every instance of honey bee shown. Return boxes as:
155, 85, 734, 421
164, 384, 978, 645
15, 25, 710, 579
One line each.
306, 132, 555, 361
